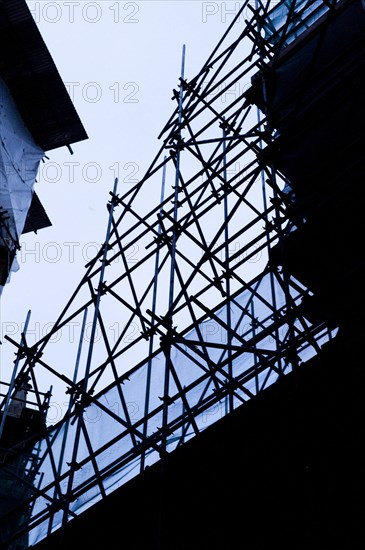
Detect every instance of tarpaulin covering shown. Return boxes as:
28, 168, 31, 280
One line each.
0, 77, 44, 290
263, 0, 328, 46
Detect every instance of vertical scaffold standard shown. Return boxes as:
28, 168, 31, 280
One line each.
0, 1, 340, 547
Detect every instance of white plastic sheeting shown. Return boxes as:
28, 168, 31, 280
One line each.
27, 272, 335, 545
0, 76, 44, 291
263, 0, 328, 46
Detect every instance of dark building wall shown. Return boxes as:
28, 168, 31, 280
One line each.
260, 0, 365, 329
0, 408, 46, 549
31, 326, 365, 550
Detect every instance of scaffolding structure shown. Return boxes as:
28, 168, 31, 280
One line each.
0, 1, 340, 547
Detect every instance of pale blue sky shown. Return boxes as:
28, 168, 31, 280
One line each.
1, 0, 247, 415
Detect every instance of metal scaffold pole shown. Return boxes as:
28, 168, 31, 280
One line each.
162, 44, 186, 453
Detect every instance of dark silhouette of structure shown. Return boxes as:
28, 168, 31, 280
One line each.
1, 1, 365, 548
0, 0, 87, 291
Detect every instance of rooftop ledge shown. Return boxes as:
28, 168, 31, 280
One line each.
0, 0, 88, 152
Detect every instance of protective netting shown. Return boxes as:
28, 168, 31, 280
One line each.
27, 271, 334, 545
